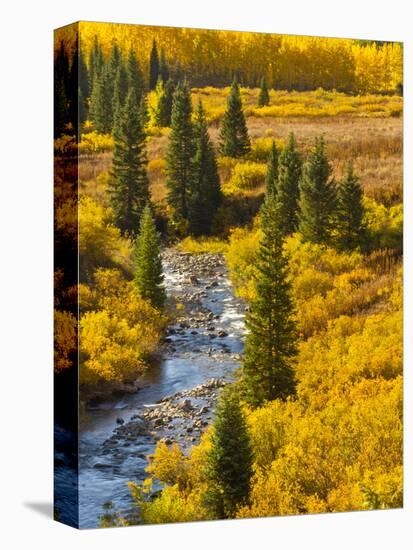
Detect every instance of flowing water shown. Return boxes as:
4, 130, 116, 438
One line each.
75, 251, 246, 528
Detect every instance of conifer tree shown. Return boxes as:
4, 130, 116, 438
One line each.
88, 36, 104, 92
112, 60, 129, 134
276, 132, 303, 235
127, 48, 144, 105
134, 205, 166, 310
54, 41, 69, 136
265, 140, 279, 197
243, 195, 298, 407
149, 39, 160, 90
107, 44, 122, 125
110, 91, 150, 236
154, 78, 175, 127
336, 163, 366, 251
188, 99, 222, 236
219, 79, 250, 157
166, 81, 194, 221
298, 136, 337, 244
204, 386, 253, 519
78, 47, 90, 124
90, 64, 112, 133
159, 48, 170, 83
257, 76, 270, 107
140, 93, 150, 128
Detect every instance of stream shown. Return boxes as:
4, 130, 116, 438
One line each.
77, 250, 246, 528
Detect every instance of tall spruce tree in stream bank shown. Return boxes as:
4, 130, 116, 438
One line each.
336, 163, 366, 251
127, 48, 144, 105
219, 79, 250, 158
110, 91, 149, 236
112, 61, 129, 134
188, 99, 222, 236
265, 140, 279, 197
154, 78, 175, 127
243, 195, 297, 407
299, 136, 337, 244
276, 132, 303, 235
90, 64, 113, 133
257, 76, 270, 107
134, 205, 166, 310
149, 39, 160, 90
166, 81, 194, 222
204, 386, 253, 519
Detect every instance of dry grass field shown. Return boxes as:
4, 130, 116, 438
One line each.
79, 91, 402, 209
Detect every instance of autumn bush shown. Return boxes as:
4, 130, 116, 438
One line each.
223, 162, 267, 195
80, 269, 167, 384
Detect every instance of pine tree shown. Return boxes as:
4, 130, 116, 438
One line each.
106, 44, 122, 127
112, 60, 129, 135
110, 91, 150, 236
188, 99, 222, 236
88, 36, 104, 92
243, 195, 298, 407
154, 78, 175, 127
298, 136, 337, 244
336, 163, 366, 251
204, 386, 253, 519
219, 79, 250, 157
159, 48, 170, 83
257, 76, 270, 107
54, 40, 69, 136
140, 93, 150, 128
90, 64, 112, 133
134, 205, 166, 310
276, 132, 303, 235
265, 140, 279, 197
149, 39, 160, 90
166, 81, 194, 221
127, 48, 144, 105
78, 46, 90, 125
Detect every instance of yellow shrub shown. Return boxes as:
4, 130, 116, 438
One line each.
80, 269, 167, 383
224, 162, 267, 195
54, 310, 76, 372
178, 236, 228, 255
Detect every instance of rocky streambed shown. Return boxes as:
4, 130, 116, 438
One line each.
77, 250, 246, 528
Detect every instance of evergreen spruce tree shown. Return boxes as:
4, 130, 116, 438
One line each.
149, 39, 160, 90
112, 61, 129, 135
336, 163, 366, 251
127, 48, 144, 105
159, 48, 170, 83
243, 195, 298, 407
154, 78, 175, 127
204, 386, 253, 519
78, 46, 90, 125
276, 132, 303, 235
88, 36, 104, 92
219, 79, 251, 157
298, 136, 337, 244
54, 40, 69, 136
188, 99, 222, 236
265, 140, 279, 197
90, 64, 112, 133
140, 93, 150, 128
110, 91, 150, 236
134, 205, 166, 310
257, 76, 270, 107
166, 81, 194, 221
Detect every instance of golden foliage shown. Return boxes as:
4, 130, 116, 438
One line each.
80, 269, 167, 383
54, 310, 76, 372
77, 23, 402, 94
